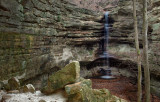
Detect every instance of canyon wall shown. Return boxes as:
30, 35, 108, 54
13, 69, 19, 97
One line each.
108, 0, 160, 97
0, 0, 160, 97
0, 0, 103, 81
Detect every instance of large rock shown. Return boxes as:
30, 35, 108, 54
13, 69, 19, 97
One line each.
41, 61, 80, 94
5, 77, 20, 91
92, 89, 111, 102
21, 84, 35, 93
65, 79, 96, 102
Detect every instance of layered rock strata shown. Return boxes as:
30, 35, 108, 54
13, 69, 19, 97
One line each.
0, 0, 103, 81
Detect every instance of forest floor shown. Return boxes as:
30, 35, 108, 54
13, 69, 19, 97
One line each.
91, 76, 160, 102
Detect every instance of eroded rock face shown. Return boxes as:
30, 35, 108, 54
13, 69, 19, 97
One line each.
148, 0, 160, 97
0, 0, 102, 81
41, 61, 80, 94
0, 0, 160, 98
107, 0, 160, 97
67, 0, 119, 12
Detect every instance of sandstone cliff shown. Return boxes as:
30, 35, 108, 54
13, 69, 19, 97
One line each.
0, 0, 103, 81
0, 0, 160, 98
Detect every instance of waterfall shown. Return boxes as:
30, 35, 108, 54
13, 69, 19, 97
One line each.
100, 12, 109, 57
87, 11, 115, 79
101, 12, 110, 68
104, 12, 109, 52
98, 12, 115, 79
104, 12, 110, 72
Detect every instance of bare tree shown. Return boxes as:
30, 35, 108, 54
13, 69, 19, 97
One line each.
142, 0, 151, 101
133, 0, 142, 102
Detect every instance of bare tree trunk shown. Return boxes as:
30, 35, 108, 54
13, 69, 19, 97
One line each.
142, 0, 151, 102
133, 0, 142, 102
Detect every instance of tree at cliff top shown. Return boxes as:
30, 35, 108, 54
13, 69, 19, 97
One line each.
142, 0, 151, 101
132, 0, 142, 102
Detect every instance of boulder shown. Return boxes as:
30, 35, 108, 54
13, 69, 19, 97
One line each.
92, 89, 111, 102
109, 96, 127, 102
21, 84, 35, 93
39, 99, 46, 102
93, 89, 127, 102
8, 77, 20, 90
41, 61, 80, 94
65, 79, 96, 102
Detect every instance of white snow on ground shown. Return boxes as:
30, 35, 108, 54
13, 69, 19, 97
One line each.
4, 91, 67, 102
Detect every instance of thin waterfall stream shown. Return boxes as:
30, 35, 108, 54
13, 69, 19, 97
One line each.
98, 12, 115, 79
104, 12, 109, 69
86, 12, 116, 79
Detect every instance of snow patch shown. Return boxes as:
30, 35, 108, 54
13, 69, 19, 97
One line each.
5, 91, 67, 102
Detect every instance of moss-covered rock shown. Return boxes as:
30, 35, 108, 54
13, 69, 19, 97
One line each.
92, 89, 111, 102
41, 61, 80, 94
65, 79, 96, 102
93, 89, 127, 102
